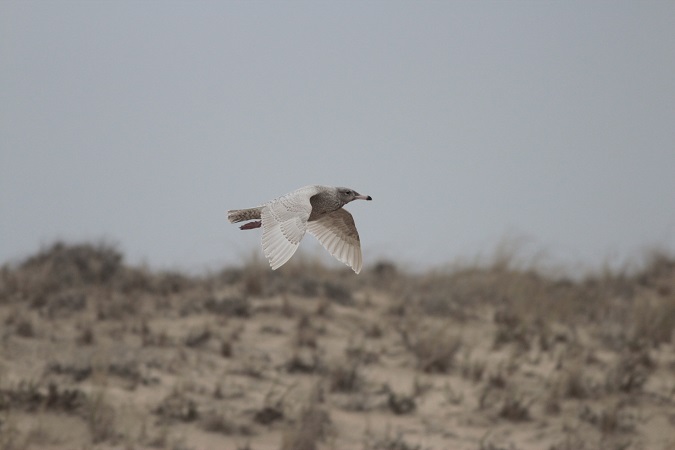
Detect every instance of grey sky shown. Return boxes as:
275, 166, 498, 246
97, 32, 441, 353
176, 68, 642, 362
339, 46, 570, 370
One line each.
2, 1, 674, 272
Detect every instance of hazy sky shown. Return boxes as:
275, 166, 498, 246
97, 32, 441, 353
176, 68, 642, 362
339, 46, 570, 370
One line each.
2, 1, 674, 272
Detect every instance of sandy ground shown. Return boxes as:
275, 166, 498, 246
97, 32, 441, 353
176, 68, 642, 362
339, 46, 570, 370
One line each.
1, 243, 674, 450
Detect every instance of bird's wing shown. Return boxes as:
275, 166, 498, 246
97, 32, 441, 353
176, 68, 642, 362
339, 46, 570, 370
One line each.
261, 187, 317, 270
306, 208, 363, 274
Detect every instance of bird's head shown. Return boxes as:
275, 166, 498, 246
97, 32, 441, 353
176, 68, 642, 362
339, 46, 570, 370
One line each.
337, 187, 372, 205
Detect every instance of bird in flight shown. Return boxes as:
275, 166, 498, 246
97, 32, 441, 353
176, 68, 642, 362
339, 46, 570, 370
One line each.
228, 185, 372, 273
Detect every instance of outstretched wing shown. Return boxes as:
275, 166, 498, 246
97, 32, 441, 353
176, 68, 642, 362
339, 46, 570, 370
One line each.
306, 208, 363, 274
261, 187, 317, 270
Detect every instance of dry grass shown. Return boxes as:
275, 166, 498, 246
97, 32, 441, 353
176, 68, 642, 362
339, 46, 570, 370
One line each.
0, 241, 674, 449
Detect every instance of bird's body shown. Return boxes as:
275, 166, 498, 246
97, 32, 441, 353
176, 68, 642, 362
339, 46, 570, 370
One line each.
228, 185, 372, 273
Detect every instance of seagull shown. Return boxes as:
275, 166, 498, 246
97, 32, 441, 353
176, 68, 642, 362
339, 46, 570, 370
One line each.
228, 185, 372, 273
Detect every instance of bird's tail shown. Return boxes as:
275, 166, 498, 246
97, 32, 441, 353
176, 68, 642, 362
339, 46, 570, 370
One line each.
227, 207, 263, 223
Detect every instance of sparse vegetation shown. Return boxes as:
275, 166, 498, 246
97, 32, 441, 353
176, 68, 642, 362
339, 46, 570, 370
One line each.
363, 426, 425, 450
83, 389, 117, 443
0, 241, 673, 449
199, 409, 252, 436
155, 390, 199, 423
398, 321, 463, 373
498, 391, 531, 422
280, 387, 332, 450
327, 355, 363, 393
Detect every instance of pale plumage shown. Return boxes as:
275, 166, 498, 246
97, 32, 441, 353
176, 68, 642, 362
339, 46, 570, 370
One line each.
227, 185, 372, 273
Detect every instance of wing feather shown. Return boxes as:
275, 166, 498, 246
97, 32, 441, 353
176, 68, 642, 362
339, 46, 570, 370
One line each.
306, 208, 363, 274
260, 186, 318, 270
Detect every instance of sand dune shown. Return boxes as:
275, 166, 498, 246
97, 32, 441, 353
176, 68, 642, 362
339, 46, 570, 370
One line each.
1, 242, 674, 449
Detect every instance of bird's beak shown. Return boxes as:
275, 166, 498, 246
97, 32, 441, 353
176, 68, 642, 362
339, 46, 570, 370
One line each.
355, 194, 372, 201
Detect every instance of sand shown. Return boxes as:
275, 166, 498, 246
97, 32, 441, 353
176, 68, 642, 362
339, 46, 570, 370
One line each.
0, 243, 674, 449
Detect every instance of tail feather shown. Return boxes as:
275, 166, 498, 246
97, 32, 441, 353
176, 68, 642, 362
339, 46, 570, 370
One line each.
228, 207, 263, 223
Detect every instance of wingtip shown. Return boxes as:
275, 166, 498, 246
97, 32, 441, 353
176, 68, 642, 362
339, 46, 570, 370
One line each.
351, 257, 363, 274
